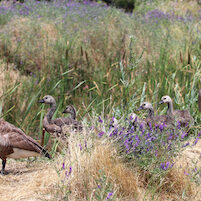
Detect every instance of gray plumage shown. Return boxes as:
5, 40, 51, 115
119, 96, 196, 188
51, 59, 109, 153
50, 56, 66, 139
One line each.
39, 95, 82, 134
159, 95, 194, 126
137, 102, 173, 125
62, 105, 77, 120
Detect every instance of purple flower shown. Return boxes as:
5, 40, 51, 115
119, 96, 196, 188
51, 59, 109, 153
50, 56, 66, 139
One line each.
79, 144, 82, 151
62, 162, 65, 170
160, 161, 174, 170
184, 170, 189, 176
148, 122, 153, 131
192, 138, 199, 146
69, 166, 72, 175
98, 116, 103, 123
84, 140, 87, 148
139, 123, 144, 131
182, 142, 190, 148
106, 192, 113, 200
181, 132, 187, 139
98, 131, 105, 138
160, 162, 165, 170
159, 124, 164, 132
177, 121, 181, 129
65, 166, 72, 177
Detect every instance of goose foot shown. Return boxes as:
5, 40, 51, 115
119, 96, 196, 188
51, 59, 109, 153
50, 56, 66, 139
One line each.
0, 170, 8, 175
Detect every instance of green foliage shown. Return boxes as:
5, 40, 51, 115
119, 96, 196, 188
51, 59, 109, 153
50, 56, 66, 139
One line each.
0, 0, 200, 140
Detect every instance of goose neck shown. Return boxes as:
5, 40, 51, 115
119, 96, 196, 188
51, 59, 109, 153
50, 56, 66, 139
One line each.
70, 111, 76, 120
167, 101, 174, 115
148, 108, 154, 118
46, 103, 57, 122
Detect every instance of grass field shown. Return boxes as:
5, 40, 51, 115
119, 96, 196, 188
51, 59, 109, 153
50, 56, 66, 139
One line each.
0, 0, 200, 200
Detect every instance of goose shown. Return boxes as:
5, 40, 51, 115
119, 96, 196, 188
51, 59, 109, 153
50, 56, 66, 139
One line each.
62, 105, 77, 120
0, 119, 51, 175
137, 102, 173, 125
199, 90, 201, 112
62, 104, 83, 131
39, 95, 82, 144
159, 95, 194, 126
129, 113, 146, 130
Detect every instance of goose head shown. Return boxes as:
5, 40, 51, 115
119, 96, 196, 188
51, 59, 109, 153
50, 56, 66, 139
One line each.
159, 95, 172, 104
39, 95, 56, 105
62, 105, 76, 114
137, 102, 153, 111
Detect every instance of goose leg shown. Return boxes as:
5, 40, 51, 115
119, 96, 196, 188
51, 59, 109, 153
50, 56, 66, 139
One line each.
0, 159, 7, 175
41, 128, 45, 146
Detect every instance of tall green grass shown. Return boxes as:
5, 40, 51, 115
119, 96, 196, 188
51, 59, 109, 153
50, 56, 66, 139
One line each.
0, 0, 200, 136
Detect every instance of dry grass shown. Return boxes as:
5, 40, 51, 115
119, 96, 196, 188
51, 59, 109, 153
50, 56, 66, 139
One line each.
158, 0, 201, 16
151, 139, 201, 201
0, 159, 58, 201
0, 60, 27, 96
53, 129, 140, 200
0, 60, 30, 117
0, 17, 58, 72
0, 132, 200, 201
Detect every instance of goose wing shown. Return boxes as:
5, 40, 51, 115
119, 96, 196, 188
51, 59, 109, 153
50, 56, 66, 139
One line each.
43, 116, 62, 133
174, 110, 194, 126
0, 120, 50, 157
52, 117, 74, 127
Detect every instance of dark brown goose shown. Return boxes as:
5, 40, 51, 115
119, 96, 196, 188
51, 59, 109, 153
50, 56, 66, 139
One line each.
0, 119, 51, 175
62, 105, 77, 120
199, 90, 201, 112
137, 102, 172, 125
159, 95, 194, 126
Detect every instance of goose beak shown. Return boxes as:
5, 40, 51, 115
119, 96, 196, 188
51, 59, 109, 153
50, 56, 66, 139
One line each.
39, 99, 45, 103
159, 100, 164, 104
62, 110, 66, 114
137, 106, 143, 111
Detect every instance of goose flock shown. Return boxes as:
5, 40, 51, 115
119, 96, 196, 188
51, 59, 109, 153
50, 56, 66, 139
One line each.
136, 95, 195, 128
0, 92, 199, 175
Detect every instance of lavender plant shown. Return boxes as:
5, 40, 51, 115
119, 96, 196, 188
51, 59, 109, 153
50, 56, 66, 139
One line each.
97, 115, 201, 187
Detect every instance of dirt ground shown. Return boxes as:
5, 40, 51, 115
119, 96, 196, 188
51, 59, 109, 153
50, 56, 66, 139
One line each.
0, 159, 58, 201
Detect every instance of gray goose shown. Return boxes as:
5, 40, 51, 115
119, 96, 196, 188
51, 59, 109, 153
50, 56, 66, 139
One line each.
129, 113, 146, 130
39, 95, 82, 144
0, 119, 51, 175
62, 104, 83, 131
159, 95, 194, 126
62, 105, 77, 120
137, 102, 173, 125
199, 90, 201, 112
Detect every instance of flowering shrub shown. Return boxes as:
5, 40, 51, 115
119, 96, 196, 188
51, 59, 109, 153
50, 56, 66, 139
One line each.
98, 116, 201, 176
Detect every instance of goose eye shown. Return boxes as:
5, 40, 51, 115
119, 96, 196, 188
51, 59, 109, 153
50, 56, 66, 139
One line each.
45, 97, 48, 99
